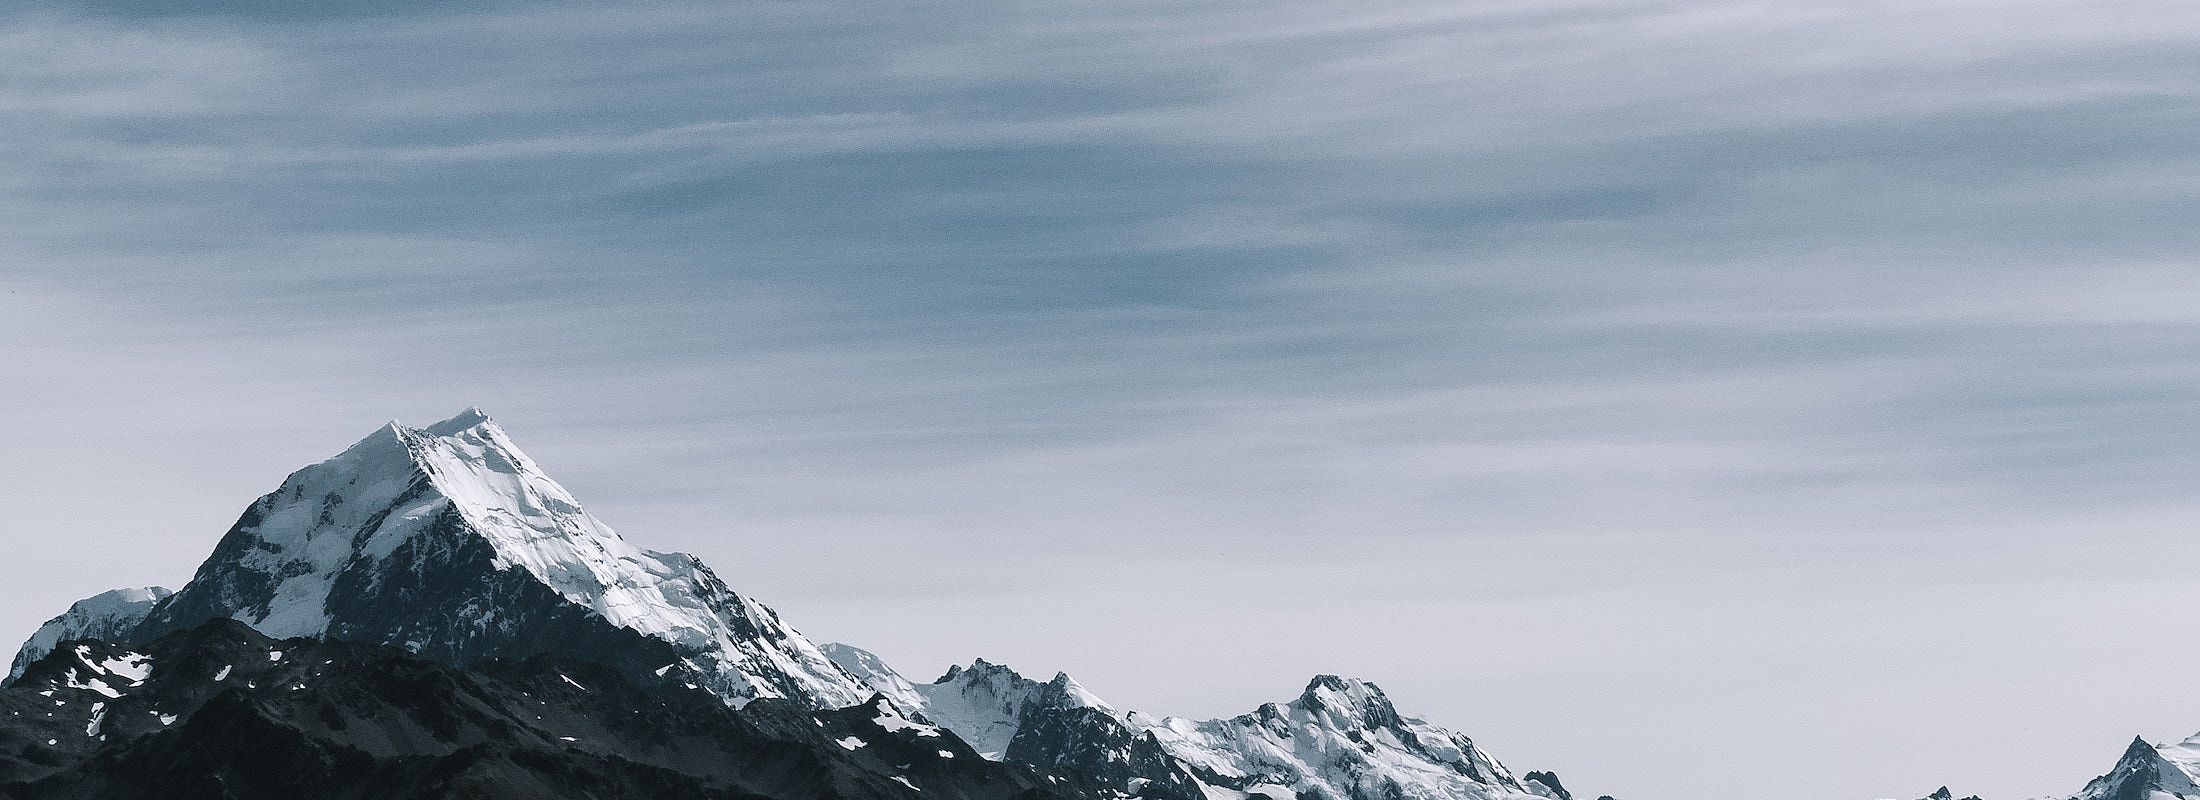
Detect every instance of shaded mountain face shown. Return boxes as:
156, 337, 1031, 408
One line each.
6, 588, 170, 685
112, 409, 868, 710
0, 620, 1065, 800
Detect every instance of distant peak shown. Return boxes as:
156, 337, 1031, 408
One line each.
423, 406, 495, 436
1301, 674, 1377, 697
938, 658, 1021, 685
1295, 674, 1401, 729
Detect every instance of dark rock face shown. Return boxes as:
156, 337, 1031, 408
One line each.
5, 589, 172, 686
1004, 705, 1205, 800
0, 621, 1066, 800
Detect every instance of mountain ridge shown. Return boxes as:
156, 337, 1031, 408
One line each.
7, 408, 1572, 800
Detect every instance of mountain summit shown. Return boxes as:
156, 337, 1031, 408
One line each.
87, 408, 869, 708
2072, 734, 2200, 800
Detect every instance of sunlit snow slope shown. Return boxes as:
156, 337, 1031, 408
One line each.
126, 408, 869, 708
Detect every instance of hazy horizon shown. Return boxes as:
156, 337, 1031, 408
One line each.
8, 2, 2200, 798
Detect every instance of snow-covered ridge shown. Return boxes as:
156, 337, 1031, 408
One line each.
1129, 675, 1559, 800
824, 645, 1116, 760
923, 658, 1110, 759
825, 644, 1557, 800
6, 587, 171, 685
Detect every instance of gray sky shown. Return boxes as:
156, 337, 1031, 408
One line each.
4, 1, 2200, 798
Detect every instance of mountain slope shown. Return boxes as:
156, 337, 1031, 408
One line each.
5, 588, 170, 685
0, 620, 1066, 800
121, 408, 868, 709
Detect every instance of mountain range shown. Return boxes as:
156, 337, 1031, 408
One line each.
0, 409, 2184, 800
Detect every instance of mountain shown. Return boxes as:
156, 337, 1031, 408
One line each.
4, 409, 1585, 800
0, 619, 1064, 800
825, 646, 1206, 800
913, 659, 1111, 760
2072, 734, 2200, 800
1131, 675, 1563, 800
6, 588, 170, 685
826, 645, 1559, 800
117, 408, 869, 710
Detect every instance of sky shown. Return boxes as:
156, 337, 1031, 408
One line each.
3, 1, 2199, 797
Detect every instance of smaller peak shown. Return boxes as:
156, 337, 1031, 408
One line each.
937, 658, 1021, 685
1295, 674, 1401, 729
1302, 674, 1379, 698
1038, 670, 1112, 711
423, 406, 495, 436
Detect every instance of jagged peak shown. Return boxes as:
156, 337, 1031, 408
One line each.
937, 657, 1022, 685
1523, 770, 1573, 800
2121, 735, 2159, 760
928, 658, 1112, 714
1042, 670, 1110, 711
1294, 674, 1402, 730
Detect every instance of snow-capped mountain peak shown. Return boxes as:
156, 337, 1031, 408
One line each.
2074, 733, 2200, 799
5, 587, 171, 685
1131, 675, 1553, 800
122, 409, 870, 709
913, 658, 1116, 759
